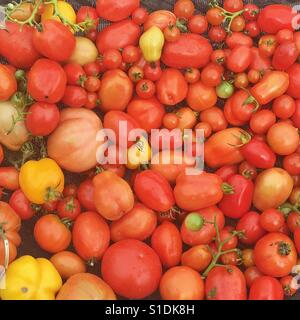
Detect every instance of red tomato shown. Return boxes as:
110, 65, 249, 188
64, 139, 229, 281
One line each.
160, 266, 204, 300
144, 61, 162, 81
134, 170, 175, 212
244, 266, 263, 288
163, 25, 180, 42
34, 214, 71, 253
224, 97, 247, 126
259, 209, 285, 233
272, 42, 298, 71
245, 21, 260, 38
0, 65, 17, 101
206, 266, 247, 300
57, 196, 81, 221
62, 86, 87, 108
283, 153, 300, 175
135, 79, 156, 99
0, 22, 41, 69
249, 276, 284, 300
122, 45, 141, 64
249, 47, 271, 72
257, 4, 297, 34
101, 239, 162, 299
280, 275, 297, 297
132, 7, 149, 25
225, 32, 253, 49
25, 102, 60, 136
144, 10, 176, 31
287, 212, 300, 233
243, 4, 259, 21
254, 233, 297, 277
181, 206, 225, 246
201, 63, 223, 87
236, 211, 266, 245
64, 63, 86, 86
250, 109, 276, 135
187, 81, 217, 112
0, 167, 20, 191
98, 69, 133, 111
188, 14, 208, 34
96, 20, 141, 53
27, 59, 67, 103
77, 179, 96, 211
215, 165, 238, 182
33, 20, 75, 62
103, 49, 122, 70
175, 172, 223, 211
96, 0, 139, 22
219, 174, 254, 219
294, 227, 300, 254
103, 110, 140, 147
111, 203, 157, 242
241, 138, 276, 169
84, 76, 101, 93
76, 6, 99, 30
162, 34, 212, 69
231, 90, 257, 122
72, 211, 110, 262
151, 221, 182, 268
287, 63, 300, 99
184, 67, 201, 84
227, 46, 252, 73
272, 94, 296, 120
83, 62, 101, 77
127, 97, 165, 133
156, 69, 188, 106
9, 189, 34, 220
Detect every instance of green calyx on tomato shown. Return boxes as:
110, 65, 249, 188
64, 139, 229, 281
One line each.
185, 213, 204, 232
176, 18, 188, 33
216, 81, 234, 99
277, 242, 291, 256
279, 202, 300, 216
221, 183, 235, 195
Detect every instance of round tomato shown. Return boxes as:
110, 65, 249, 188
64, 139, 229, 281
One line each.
64, 63, 86, 86
188, 14, 208, 34
144, 10, 176, 31
181, 245, 212, 272
76, 6, 99, 30
34, 214, 71, 253
98, 69, 133, 112
33, 20, 75, 62
62, 85, 87, 108
187, 81, 217, 112
250, 109, 276, 134
249, 276, 284, 300
259, 209, 285, 232
156, 68, 188, 106
254, 233, 297, 277
0, 65, 17, 101
132, 7, 149, 25
57, 196, 81, 221
227, 46, 252, 73
160, 266, 204, 300
0, 167, 19, 191
151, 221, 182, 268
28, 58, 67, 103
136, 79, 156, 99
72, 211, 110, 262
25, 102, 60, 136
101, 239, 162, 299
272, 42, 298, 71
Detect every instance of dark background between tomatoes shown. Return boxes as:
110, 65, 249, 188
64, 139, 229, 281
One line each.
1, 0, 300, 300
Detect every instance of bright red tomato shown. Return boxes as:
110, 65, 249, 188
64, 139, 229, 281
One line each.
9, 189, 34, 220
57, 196, 81, 221
249, 276, 284, 300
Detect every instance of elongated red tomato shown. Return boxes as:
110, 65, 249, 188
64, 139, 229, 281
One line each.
162, 33, 212, 69
96, 20, 141, 53
151, 221, 182, 268
0, 22, 41, 69
72, 211, 110, 262
205, 266, 247, 300
272, 42, 298, 71
33, 20, 76, 62
257, 4, 297, 34
227, 46, 252, 73
96, 0, 139, 22
27, 59, 67, 103
287, 63, 300, 99
134, 170, 175, 212
156, 69, 188, 106
225, 32, 253, 48
249, 276, 284, 300
219, 174, 254, 219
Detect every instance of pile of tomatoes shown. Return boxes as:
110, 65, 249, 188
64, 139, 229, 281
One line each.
0, 0, 300, 301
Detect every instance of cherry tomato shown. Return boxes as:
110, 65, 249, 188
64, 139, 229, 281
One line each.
135, 79, 156, 99
273, 95, 296, 120
9, 189, 34, 220
184, 68, 201, 84
62, 85, 87, 108
200, 106, 228, 132
276, 29, 294, 44
34, 214, 71, 253
57, 196, 81, 221
258, 35, 277, 58
128, 65, 144, 83
245, 21, 260, 38
160, 266, 204, 300
83, 62, 101, 77
163, 113, 179, 130
280, 275, 297, 297
272, 42, 298, 71
187, 81, 217, 112
163, 25, 180, 42
64, 63, 86, 86
174, 0, 195, 19
195, 122, 212, 138
244, 266, 263, 288
84, 76, 101, 93
122, 45, 141, 64
72, 211, 110, 262
230, 16, 246, 32
236, 211, 266, 245
224, 0, 244, 12
188, 14, 208, 34
77, 179, 96, 211
243, 4, 259, 21
84, 92, 98, 109
25, 102, 60, 136
181, 245, 212, 272
76, 6, 99, 30
102, 239, 162, 299
132, 7, 149, 25
249, 276, 284, 300
227, 46, 252, 73
234, 73, 249, 89
63, 184, 77, 198
103, 49, 122, 70
208, 26, 226, 43
206, 8, 224, 26
259, 209, 285, 233
247, 69, 260, 84
250, 109, 276, 135
226, 32, 253, 49
201, 63, 223, 87
144, 61, 162, 81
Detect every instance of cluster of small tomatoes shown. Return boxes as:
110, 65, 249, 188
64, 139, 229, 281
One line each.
0, 0, 300, 301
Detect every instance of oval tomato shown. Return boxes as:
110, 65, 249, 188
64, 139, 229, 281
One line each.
111, 203, 157, 242
156, 69, 188, 106
205, 266, 247, 300
9, 189, 34, 221
187, 81, 217, 112
272, 42, 298, 71
93, 171, 134, 221
72, 211, 110, 262
227, 46, 252, 73
144, 10, 176, 31
134, 170, 175, 212
0, 167, 19, 191
33, 20, 75, 62
98, 69, 133, 112
287, 63, 300, 99
160, 266, 204, 300
101, 239, 162, 299
254, 233, 297, 277
0, 65, 17, 101
27, 58, 67, 103
96, 20, 141, 53
181, 245, 212, 272
181, 206, 225, 246
34, 214, 71, 254
249, 276, 284, 300
62, 86, 87, 108
0, 22, 41, 69
257, 4, 297, 34
151, 221, 182, 268
225, 32, 253, 49
127, 98, 165, 133
162, 33, 212, 69
96, 0, 139, 22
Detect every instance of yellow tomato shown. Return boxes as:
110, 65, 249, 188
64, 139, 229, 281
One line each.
0, 256, 62, 300
42, 1, 76, 25
127, 136, 151, 170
